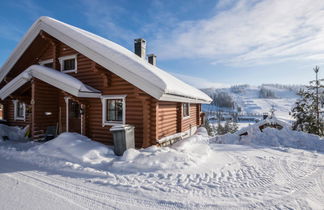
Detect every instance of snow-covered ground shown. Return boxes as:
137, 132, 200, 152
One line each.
0, 125, 324, 209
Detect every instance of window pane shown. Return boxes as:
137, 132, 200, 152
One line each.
106, 99, 123, 122
16, 102, 24, 118
107, 100, 115, 121
116, 100, 123, 121
69, 101, 80, 118
183, 103, 189, 117
63, 59, 75, 71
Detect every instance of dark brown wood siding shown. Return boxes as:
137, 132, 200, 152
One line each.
182, 104, 198, 132
32, 79, 59, 137
157, 101, 178, 140
3, 99, 31, 128
156, 102, 201, 140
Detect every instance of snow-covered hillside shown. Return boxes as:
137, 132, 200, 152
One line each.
203, 84, 301, 123
0, 125, 324, 209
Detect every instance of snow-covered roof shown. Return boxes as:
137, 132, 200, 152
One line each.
0, 16, 212, 104
0, 65, 101, 100
235, 116, 289, 136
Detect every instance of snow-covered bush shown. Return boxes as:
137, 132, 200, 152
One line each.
0, 124, 26, 141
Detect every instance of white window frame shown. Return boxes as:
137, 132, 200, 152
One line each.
58, 54, 77, 73
38, 59, 53, 66
13, 100, 26, 121
182, 103, 190, 119
101, 95, 126, 126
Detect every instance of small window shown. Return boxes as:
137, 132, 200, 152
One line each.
101, 96, 126, 125
59, 55, 77, 73
182, 103, 190, 118
63, 59, 75, 71
13, 100, 26, 121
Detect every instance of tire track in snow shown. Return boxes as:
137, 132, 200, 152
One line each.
4, 172, 117, 210
9, 170, 198, 209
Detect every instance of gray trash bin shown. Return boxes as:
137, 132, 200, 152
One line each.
110, 124, 135, 156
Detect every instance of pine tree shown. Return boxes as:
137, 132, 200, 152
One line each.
203, 118, 214, 136
292, 66, 324, 136
215, 120, 238, 135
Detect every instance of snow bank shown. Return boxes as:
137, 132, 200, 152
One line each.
0, 124, 26, 141
29, 133, 115, 165
216, 128, 324, 152
112, 128, 211, 173
0, 127, 211, 174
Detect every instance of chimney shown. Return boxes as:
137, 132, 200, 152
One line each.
148, 54, 156, 65
134, 38, 146, 58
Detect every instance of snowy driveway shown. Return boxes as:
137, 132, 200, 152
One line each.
1, 141, 324, 209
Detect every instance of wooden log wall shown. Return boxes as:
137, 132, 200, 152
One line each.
157, 102, 201, 140
3, 98, 31, 128
32, 79, 59, 137
181, 104, 198, 132
157, 101, 178, 140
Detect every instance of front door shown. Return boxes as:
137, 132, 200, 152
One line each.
68, 100, 81, 133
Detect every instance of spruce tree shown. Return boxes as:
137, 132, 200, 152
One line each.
292, 66, 324, 136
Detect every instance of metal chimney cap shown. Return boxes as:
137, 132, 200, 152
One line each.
134, 38, 146, 43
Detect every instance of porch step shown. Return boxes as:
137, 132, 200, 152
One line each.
33, 130, 45, 141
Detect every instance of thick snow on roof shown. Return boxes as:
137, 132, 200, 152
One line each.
0, 16, 212, 104
235, 116, 289, 136
0, 65, 101, 100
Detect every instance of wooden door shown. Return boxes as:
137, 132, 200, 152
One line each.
68, 100, 81, 133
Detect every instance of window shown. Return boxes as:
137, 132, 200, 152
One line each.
69, 100, 81, 119
101, 95, 126, 126
58, 55, 77, 73
182, 103, 190, 118
39, 59, 53, 68
13, 100, 26, 121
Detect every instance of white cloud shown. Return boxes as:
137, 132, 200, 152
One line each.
152, 0, 324, 66
172, 73, 229, 89
11, 0, 52, 21
0, 21, 23, 42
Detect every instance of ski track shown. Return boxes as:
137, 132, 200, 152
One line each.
1, 148, 324, 209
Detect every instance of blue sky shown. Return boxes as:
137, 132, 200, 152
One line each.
1, 0, 324, 88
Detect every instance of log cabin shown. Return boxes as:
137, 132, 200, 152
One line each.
0, 16, 212, 147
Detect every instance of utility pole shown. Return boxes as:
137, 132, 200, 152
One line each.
314, 66, 320, 133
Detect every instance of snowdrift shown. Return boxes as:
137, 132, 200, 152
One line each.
0, 124, 323, 176
0, 124, 26, 141
29, 133, 115, 165
0, 128, 211, 173
112, 127, 210, 173
216, 127, 324, 153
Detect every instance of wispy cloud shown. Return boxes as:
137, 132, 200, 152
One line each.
0, 0, 50, 42
0, 19, 24, 41
10, 0, 51, 20
173, 72, 229, 89
152, 0, 324, 66
79, 0, 137, 43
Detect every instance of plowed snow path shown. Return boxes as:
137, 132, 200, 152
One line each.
1, 144, 324, 209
